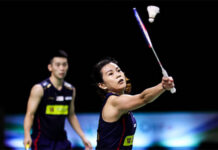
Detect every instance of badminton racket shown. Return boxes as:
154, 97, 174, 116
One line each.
133, 8, 176, 93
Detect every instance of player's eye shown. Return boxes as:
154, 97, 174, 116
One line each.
117, 68, 121, 72
62, 63, 67, 67
108, 72, 113, 76
55, 63, 60, 67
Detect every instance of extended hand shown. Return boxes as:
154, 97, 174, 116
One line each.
162, 76, 175, 91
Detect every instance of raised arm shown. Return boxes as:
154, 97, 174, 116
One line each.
107, 76, 174, 115
23, 84, 43, 148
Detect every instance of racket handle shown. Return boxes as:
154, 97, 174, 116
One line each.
170, 87, 176, 93
162, 68, 176, 94
25, 144, 30, 150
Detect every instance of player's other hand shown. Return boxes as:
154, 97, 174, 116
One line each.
23, 135, 32, 150
82, 138, 92, 150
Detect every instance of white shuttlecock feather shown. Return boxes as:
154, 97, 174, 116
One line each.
147, 5, 160, 23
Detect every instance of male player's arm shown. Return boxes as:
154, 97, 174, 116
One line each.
67, 87, 92, 150
23, 84, 43, 148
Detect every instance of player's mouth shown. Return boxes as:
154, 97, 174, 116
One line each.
59, 73, 65, 76
118, 78, 124, 84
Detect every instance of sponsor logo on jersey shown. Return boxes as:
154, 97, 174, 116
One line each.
42, 81, 48, 87
45, 105, 68, 115
46, 83, 51, 88
64, 82, 73, 90
65, 96, 72, 101
56, 96, 64, 101
123, 135, 134, 146
48, 96, 55, 100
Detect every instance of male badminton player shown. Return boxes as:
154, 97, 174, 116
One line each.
23, 50, 92, 150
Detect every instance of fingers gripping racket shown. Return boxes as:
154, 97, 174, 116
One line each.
133, 8, 176, 94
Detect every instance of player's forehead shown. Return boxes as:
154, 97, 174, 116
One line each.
52, 57, 68, 63
101, 62, 119, 73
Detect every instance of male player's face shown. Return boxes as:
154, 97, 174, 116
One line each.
49, 57, 69, 80
99, 62, 126, 94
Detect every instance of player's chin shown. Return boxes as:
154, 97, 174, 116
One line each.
118, 84, 126, 91
58, 74, 66, 79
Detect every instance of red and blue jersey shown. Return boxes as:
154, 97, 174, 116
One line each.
31, 78, 74, 140
96, 93, 137, 150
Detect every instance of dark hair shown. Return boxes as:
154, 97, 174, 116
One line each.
91, 57, 118, 84
91, 57, 132, 99
49, 49, 68, 64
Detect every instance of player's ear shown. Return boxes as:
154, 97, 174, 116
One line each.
98, 82, 107, 90
48, 64, 52, 72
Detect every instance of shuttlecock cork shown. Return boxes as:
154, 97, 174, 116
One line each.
147, 5, 160, 23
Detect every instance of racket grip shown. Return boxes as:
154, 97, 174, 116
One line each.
162, 68, 176, 94
25, 144, 30, 150
170, 87, 176, 93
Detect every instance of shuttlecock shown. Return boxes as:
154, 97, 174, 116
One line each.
147, 5, 160, 23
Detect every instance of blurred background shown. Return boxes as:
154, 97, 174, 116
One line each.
1, 0, 218, 149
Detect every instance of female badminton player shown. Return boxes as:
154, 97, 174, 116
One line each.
91, 57, 175, 150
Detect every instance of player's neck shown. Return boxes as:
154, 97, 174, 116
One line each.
108, 90, 124, 96
49, 76, 63, 90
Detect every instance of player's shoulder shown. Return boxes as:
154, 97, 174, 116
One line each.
40, 79, 52, 89
64, 81, 75, 91
106, 94, 119, 105
31, 84, 44, 94
106, 93, 118, 100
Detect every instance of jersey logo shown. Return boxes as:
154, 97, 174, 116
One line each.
65, 96, 72, 101
41, 81, 51, 90
56, 96, 64, 101
123, 135, 134, 146
45, 105, 68, 115
64, 82, 73, 90
42, 81, 49, 87
48, 96, 55, 100
46, 83, 51, 89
